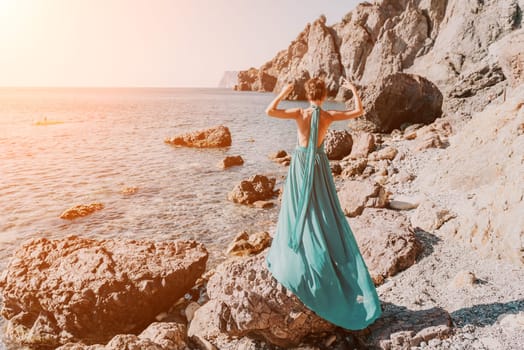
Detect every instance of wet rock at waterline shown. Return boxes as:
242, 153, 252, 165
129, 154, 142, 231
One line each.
226, 231, 272, 257
228, 175, 278, 205
165, 125, 232, 148
269, 149, 291, 166
60, 203, 104, 220
218, 155, 244, 169
0, 236, 208, 348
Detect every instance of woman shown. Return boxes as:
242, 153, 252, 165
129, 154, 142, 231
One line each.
264, 77, 382, 330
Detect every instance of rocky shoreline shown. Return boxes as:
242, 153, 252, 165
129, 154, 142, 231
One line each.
1, 0, 523, 349
1, 82, 523, 348
1, 95, 523, 349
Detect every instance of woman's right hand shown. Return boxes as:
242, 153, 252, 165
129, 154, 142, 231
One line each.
341, 77, 357, 91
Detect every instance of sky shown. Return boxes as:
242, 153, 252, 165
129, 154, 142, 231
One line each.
0, 0, 359, 87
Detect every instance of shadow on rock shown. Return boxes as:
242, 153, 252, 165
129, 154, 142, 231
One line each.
450, 298, 524, 328
412, 228, 442, 261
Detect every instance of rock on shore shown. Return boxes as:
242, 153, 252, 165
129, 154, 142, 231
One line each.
57, 322, 189, 350
338, 179, 389, 217
359, 72, 443, 133
218, 155, 244, 169
165, 125, 232, 148
0, 236, 208, 348
188, 252, 337, 348
228, 175, 278, 205
350, 208, 423, 285
60, 203, 104, 220
324, 129, 353, 160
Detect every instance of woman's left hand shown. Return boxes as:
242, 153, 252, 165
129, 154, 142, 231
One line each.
279, 83, 294, 98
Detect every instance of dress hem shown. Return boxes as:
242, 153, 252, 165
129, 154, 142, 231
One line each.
265, 254, 383, 331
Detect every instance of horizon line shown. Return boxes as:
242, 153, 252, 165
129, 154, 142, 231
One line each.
0, 85, 231, 89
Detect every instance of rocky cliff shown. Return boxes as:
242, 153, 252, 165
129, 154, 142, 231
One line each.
235, 0, 522, 109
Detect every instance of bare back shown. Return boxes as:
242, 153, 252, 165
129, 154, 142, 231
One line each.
296, 107, 332, 148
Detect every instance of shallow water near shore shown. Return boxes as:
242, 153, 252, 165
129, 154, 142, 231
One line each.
0, 87, 347, 271
0, 87, 348, 346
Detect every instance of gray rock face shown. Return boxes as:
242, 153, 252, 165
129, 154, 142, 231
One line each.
165, 125, 232, 148
323, 129, 353, 160
235, 0, 521, 126
489, 28, 524, 88
407, 0, 521, 88
187, 253, 336, 348
417, 85, 524, 265
236, 16, 343, 100
448, 63, 505, 98
359, 2, 431, 85
360, 72, 443, 133
0, 236, 208, 348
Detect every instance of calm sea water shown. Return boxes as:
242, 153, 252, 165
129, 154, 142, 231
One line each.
0, 87, 347, 272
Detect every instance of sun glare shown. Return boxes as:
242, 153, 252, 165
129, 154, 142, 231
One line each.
0, 0, 35, 46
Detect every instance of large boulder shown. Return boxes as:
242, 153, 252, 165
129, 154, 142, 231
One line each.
350, 209, 423, 285
357, 73, 443, 133
338, 179, 389, 217
187, 253, 337, 348
228, 175, 278, 205
165, 125, 232, 148
348, 131, 375, 159
0, 236, 208, 348
323, 129, 353, 160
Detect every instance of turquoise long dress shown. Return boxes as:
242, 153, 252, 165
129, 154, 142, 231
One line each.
265, 105, 382, 330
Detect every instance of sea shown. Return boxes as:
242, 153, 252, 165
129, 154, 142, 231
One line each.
0, 87, 348, 273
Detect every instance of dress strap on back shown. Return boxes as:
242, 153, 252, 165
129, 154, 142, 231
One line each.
288, 105, 320, 252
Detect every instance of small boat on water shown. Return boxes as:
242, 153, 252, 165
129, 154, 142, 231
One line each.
33, 117, 64, 126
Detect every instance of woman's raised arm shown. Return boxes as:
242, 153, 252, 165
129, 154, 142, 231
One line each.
326, 79, 365, 121
265, 84, 301, 119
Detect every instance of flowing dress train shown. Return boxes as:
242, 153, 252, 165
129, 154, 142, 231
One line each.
265, 105, 382, 330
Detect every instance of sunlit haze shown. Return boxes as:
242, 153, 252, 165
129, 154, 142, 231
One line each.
0, 0, 359, 87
